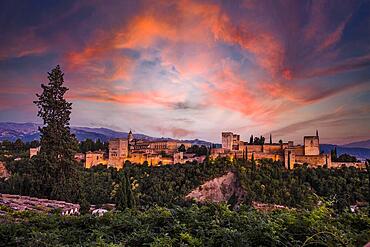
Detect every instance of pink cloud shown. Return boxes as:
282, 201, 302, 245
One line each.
317, 15, 352, 52
153, 126, 195, 138
68, 87, 183, 108
201, 64, 286, 122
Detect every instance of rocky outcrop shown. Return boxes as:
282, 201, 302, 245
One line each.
186, 172, 291, 211
186, 171, 245, 206
0, 162, 10, 179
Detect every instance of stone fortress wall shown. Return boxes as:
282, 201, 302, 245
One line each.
218, 130, 334, 168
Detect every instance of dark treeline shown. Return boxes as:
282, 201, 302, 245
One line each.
184, 144, 208, 156
1, 138, 108, 155
331, 147, 359, 162
0, 140, 40, 161
0, 139, 40, 151
79, 138, 108, 153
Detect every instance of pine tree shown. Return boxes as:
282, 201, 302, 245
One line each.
34, 65, 78, 162
33, 65, 79, 201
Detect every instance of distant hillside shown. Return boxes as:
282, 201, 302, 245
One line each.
0, 122, 41, 142
342, 139, 370, 149
320, 144, 370, 161
0, 122, 212, 146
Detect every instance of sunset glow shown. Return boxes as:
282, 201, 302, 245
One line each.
1, 0, 369, 144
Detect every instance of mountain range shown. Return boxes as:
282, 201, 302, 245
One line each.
0, 122, 211, 146
342, 139, 370, 149
0, 122, 369, 159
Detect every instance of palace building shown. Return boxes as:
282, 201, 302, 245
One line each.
106, 130, 192, 169
213, 131, 331, 168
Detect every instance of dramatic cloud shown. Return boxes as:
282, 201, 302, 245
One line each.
0, 0, 369, 142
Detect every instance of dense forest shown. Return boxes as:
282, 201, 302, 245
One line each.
1, 158, 370, 246
1, 156, 369, 211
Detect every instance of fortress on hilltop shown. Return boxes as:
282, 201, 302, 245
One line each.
212, 130, 332, 168
83, 131, 194, 169
27, 129, 364, 170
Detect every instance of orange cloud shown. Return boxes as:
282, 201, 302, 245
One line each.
66, 33, 134, 83
201, 64, 284, 121
260, 77, 369, 105
65, 0, 285, 81
68, 87, 186, 109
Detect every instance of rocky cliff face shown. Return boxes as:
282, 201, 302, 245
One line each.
0, 162, 10, 179
185, 171, 245, 206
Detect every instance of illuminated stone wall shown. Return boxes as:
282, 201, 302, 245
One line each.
304, 136, 320, 155
85, 151, 107, 168
294, 154, 331, 167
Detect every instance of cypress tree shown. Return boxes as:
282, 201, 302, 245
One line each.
251, 153, 256, 179
115, 172, 136, 210
34, 65, 78, 162
33, 65, 79, 201
269, 134, 272, 144
115, 178, 128, 210
126, 173, 136, 208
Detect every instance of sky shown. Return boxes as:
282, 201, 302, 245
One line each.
0, 0, 370, 144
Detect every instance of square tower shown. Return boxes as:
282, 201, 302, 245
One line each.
109, 138, 129, 159
304, 135, 320, 155
222, 132, 234, 150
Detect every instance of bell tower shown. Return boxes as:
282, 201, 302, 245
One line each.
128, 130, 134, 142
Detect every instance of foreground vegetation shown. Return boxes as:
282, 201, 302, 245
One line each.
1, 202, 369, 247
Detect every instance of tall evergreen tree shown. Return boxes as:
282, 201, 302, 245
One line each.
34, 65, 78, 161
115, 172, 136, 210
259, 136, 265, 145
32, 65, 80, 201
125, 172, 136, 208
